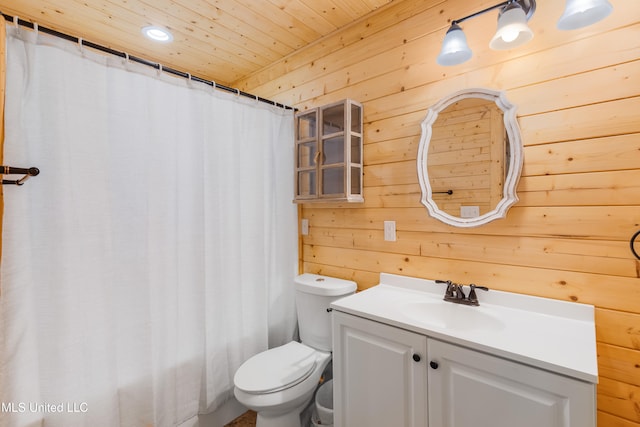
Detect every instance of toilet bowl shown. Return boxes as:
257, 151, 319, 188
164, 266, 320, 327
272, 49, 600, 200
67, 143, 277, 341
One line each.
233, 274, 356, 427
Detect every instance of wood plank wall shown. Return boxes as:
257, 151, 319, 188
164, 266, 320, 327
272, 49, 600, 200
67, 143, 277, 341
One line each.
234, 0, 640, 425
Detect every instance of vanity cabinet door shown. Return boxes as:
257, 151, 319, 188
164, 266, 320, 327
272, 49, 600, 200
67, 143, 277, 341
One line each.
333, 311, 428, 427
427, 339, 596, 427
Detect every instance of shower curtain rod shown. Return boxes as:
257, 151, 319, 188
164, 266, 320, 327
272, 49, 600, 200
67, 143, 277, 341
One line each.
1, 13, 296, 112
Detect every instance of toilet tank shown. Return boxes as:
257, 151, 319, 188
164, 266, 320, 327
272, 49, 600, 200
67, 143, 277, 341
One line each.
295, 273, 357, 352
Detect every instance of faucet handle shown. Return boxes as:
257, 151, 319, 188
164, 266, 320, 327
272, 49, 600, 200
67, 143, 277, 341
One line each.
468, 284, 489, 304
437, 280, 455, 298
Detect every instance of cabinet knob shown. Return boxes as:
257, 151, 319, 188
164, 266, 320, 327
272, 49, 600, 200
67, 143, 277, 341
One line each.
429, 361, 439, 369
412, 354, 421, 362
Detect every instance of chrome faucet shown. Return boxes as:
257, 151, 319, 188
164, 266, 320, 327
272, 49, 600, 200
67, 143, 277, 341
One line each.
437, 280, 489, 306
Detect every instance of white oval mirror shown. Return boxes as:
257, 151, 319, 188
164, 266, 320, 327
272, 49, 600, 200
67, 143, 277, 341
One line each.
417, 88, 523, 227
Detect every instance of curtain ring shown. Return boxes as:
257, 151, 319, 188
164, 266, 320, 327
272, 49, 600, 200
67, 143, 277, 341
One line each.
13, 16, 19, 27
631, 230, 640, 261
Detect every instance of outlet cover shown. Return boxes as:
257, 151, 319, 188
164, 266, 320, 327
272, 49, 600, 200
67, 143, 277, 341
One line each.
460, 206, 480, 218
301, 219, 309, 235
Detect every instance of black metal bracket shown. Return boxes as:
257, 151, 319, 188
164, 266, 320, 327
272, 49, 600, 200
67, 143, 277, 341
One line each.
631, 230, 640, 261
452, 0, 536, 25
2, 166, 40, 185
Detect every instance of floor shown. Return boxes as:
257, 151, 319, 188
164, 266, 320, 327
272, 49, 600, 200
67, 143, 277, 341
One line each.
224, 410, 256, 427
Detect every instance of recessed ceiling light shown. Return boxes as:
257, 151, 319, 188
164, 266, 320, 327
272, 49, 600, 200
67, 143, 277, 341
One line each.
141, 26, 173, 43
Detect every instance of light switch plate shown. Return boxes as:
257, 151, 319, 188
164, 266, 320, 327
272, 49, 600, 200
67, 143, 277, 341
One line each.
384, 221, 396, 242
301, 219, 309, 235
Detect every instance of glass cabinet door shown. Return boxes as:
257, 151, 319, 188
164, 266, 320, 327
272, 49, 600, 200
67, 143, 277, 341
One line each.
295, 110, 318, 198
320, 102, 346, 198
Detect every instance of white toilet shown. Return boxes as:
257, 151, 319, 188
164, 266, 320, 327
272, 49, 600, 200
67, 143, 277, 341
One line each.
233, 273, 357, 427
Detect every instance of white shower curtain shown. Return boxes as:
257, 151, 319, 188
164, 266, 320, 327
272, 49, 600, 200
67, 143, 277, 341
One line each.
0, 26, 297, 427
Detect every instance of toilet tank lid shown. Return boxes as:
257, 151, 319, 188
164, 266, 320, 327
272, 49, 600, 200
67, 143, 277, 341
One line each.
295, 273, 357, 296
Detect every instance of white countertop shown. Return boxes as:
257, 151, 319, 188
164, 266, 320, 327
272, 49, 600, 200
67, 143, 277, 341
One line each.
330, 273, 598, 383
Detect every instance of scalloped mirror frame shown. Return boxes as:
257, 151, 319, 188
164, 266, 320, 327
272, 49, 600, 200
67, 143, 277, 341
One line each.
417, 87, 524, 227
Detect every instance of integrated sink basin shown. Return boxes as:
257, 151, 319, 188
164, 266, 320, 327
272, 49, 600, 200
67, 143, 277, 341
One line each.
401, 301, 505, 331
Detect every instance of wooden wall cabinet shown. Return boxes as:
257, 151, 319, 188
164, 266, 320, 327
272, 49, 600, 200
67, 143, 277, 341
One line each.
294, 99, 363, 203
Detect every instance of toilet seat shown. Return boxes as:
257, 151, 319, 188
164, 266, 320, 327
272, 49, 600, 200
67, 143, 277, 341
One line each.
234, 342, 318, 394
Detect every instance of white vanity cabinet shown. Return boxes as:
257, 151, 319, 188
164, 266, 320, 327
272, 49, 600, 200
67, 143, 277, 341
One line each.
333, 311, 596, 427
331, 274, 598, 427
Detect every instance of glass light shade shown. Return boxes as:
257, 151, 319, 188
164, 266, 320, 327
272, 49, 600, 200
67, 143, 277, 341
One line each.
489, 6, 534, 50
557, 0, 613, 30
437, 24, 472, 66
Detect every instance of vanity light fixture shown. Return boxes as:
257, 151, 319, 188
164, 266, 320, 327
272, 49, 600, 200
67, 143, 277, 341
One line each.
141, 26, 174, 43
437, 0, 613, 66
437, 0, 536, 66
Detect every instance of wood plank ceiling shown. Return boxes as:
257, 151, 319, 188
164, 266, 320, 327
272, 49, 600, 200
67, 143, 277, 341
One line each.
0, 0, 395, 87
